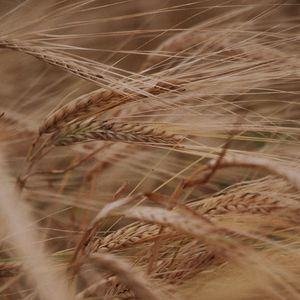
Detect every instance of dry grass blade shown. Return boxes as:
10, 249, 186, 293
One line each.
88, 252, 163, 300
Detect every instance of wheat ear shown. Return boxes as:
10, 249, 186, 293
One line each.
93, 191, 292, 252
39, 80, 184, 135
0, 38, 105, 83
92, 223, 162, 252
199, 192, 289, 215
39, 89, 126, 134
49, 119, 180, 146
114, 206, 238, 254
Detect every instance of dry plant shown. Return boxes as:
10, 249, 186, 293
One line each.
0, 1, 299, 300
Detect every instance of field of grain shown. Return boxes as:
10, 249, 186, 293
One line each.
0, 1, 299, 299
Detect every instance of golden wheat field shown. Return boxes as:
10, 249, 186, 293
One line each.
0, 0, 299, 299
